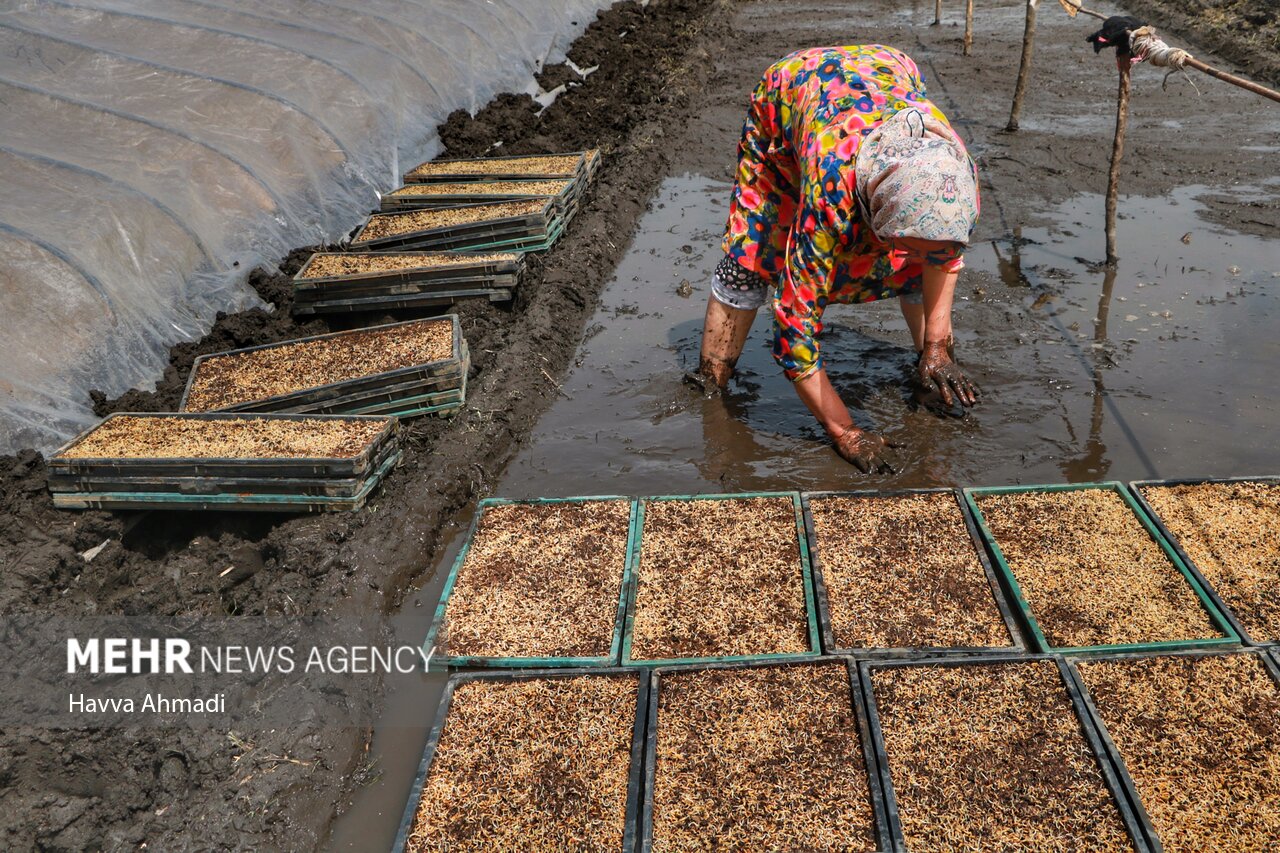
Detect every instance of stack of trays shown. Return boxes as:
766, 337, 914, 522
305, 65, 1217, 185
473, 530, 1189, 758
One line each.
180, 316, 469, 420
47, 413, 400, 512
292, 251, 522, 316
402, 149, 601, 186
349, 198, 565, 253
380, 178, 578, 213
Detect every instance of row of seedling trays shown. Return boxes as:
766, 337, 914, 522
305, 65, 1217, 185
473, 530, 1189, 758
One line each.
396, 648, 1280, 851
292, 150, 601, 316
426, 480, 1280, 670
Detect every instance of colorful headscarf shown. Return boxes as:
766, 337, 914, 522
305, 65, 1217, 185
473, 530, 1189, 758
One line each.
854, 108, 980, 246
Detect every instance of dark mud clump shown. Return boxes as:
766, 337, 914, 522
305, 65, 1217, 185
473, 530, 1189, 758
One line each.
0, 0, 729, 849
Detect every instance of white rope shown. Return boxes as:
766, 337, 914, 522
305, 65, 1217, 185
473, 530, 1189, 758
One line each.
1128, 26, 1201, 93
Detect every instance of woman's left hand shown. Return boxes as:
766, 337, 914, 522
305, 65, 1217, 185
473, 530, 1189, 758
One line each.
918, 339, 981, 407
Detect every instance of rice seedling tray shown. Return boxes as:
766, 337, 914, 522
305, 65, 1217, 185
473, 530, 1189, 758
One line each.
802, 488, 1025, 658
401, 148, 600, 184
294, 287, 513, 316
52, 448, 399, 513
46, 412, 398, 479
423, 497, 636, 670
47, 441, 401, 499
861, 654, 1151, 853
348, 200, 559, 252
641, 657, 891, 853
294, 251, 522, 292
1066, 648, 1280, 852
621, 492, 822, 667
277, 350, 467, 415
180, 317, 464, 414
964, 482, 1239, 655
445, 217, 568, 254
294, 272, 519, 302
339, 372, 467, 419
379, 178, 579, 212
391, 667, 647, 853
1129, 476, 1280, 646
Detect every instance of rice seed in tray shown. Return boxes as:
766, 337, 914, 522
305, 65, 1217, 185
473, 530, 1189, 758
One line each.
1072, 651, 1280, 853
395, 670, 645, 853
1135, 479, 1280, 643
425, 498, 634, 667
380, 179, 576, 211
805, 491, 1020, 654
181, 317, 461, 414
623, 493, 819, 665
295, 251, 521, 283
645, 659, 886, 852
865, 657, 1143, 852
350, 200, 555, 251
402, 149, 598, 183
966, 483, 1236, 653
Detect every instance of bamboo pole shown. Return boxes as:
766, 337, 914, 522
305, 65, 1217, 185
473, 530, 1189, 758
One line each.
1182, 55, 1280, 103
964, 0, 975, 55
1006, 0, 1038, 131
1105, 61, 1131, 265
933, 0, 942, 26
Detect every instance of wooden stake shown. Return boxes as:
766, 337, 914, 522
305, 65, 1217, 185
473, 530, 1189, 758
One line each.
1006, 0, 1038, 131
1105, 61, 1131, 266
933, 0, 942, 26
964, 0, 975, 55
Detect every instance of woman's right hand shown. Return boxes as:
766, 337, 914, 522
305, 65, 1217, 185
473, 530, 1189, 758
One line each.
831, 425, 900, 474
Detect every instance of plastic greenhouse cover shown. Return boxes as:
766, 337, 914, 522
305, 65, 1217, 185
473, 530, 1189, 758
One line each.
0, 0, 614, 454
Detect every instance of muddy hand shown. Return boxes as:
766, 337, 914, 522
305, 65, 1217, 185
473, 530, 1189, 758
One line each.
832, 427, 900, 474
918, 340, 980, 408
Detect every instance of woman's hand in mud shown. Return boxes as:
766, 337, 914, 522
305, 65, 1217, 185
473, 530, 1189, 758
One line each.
917, 340, 980, 408
683, 355, 734, 397
831, 425, 900, 474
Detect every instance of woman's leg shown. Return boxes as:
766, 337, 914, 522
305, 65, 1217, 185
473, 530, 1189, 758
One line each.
699, 297, 759, 386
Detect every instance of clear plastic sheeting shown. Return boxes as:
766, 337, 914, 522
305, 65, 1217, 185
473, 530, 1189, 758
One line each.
0, 0, 611, 453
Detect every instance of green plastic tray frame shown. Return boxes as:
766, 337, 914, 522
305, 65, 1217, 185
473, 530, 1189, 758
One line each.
349, 199, 558, 252
52, 449, 400, 513
391, 666, 647, 853
1063, 647, 1280, 853
963, 482, 1240, 655
1128, 476, 1280, 647
422, 496, 637, 670
294, 250, 522, 291
294, 287, 513, 317
379, 177, 578, 212
402, 148, 597, 184
802, 488, 1026, 658
621, 492, 822, 667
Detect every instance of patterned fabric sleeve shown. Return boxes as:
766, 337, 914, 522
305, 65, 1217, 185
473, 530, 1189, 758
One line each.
773, 193, 849, 381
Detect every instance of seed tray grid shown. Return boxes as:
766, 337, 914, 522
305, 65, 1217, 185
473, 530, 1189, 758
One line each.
1127, 476, 1280, 647
51, 448, 400, 513
962, 482, 1240, 654
401, 149, 599, 185
640, 657, 892, 853
390, 666, 648, 853
1062, 647, 1280, 853
179, 316, 464, 414
46, 412, 398, 479
620, 491, 823, 667
47, 441, 401, 499
349, 200, 559, 251
379, 181, 579, 213
422, 497, 637, 670
859, 653, 1153, 853
294, 287, 514, 317
293, 251, 522, 291
801, 488, 1027, 658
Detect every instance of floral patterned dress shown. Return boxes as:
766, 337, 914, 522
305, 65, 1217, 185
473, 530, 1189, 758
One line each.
723, 45, 975, 381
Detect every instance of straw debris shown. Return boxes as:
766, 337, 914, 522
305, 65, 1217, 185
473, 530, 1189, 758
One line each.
300, 252, 518, 279
406, 154, 583, 179
651, 661, 878, 852
1141, 481, 1280, 641
443, 500, 631, 659
810, 494, 1011, 649
630, 497, 811, 660
356, 201, 547, 242
388, 179, 572, 198
408, 674, 638, 852
976, 489, 1219, 647
873, 660, 1136, 852
184, 320, 453, 412
59, 415, 388, 460
1077, 654, 1280, 853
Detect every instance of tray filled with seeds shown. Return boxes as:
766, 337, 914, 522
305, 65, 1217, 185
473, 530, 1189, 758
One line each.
349, 199, 565, 253
1068, 649, 1280, 852
861, 655, 1149, 852
621, 492, 821, 666
424, 497, 636, 669
48, 413, 400, 512
1129, 477, 1280, 646
643, 658, 890, 852
293, 251, 522, 316
402, 148, 601, 185
964, 482, 1238, 654
380, 178, 579, 213
180, 317, 467, 420
393, 668, 646, 853
803, 489, 1024, 657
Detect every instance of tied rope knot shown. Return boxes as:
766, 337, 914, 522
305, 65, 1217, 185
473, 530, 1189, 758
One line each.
1128, 26, 1200, 93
